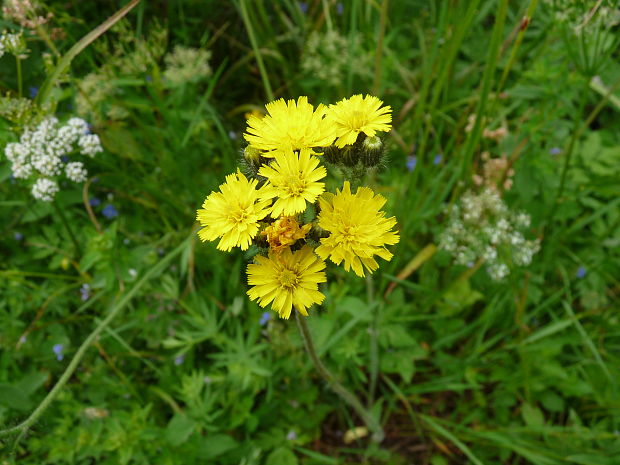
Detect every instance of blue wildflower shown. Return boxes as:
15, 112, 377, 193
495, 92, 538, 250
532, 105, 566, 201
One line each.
406, 155, 417, 172
549, 147, 561, 155
576, 266, 586, 279
61, 155, 69, 163
80, 284, 90, 301
102, 204, 119, 219
299, 2, 308, 13
336, 2, 343, 14
89, 197, 101, 207
53, 344, 64, 361
29, 86, 38, 98
174, 355, 185, 365
14, 232, 23, 241
433, 153, 442, 165
259, 311, 271, 326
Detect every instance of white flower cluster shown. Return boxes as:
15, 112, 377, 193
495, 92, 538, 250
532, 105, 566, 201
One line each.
0, 30, 26, 58
439, 189, 540, 281
3, 116, 102, 202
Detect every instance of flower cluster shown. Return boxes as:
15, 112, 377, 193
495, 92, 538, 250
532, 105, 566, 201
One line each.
197, 95, 399, 319
0, 30, 27, 58
3, 116, 102, 201
301, 30, 370, 87
163, 45, 212, 86
439, 189, 540, 281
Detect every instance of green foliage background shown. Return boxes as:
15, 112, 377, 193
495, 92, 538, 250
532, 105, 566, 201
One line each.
1, 0, 620, 464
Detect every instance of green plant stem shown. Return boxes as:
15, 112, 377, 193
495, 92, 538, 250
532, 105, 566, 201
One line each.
366, 275, 379, 407
16, 57, 23, 97
548, 78, 590, 224
295, 312, 385, 443
53, 200, 81, 257
372, 0, 389, 94
321, 0, 333, 32
459, 0, 508, 180
0, 237, 189, 447
35, 24, 60, 57
35, 0, 141, 106
239, 0, 274, 101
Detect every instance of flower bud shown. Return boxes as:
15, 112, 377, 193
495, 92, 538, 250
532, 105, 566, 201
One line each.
244, 145, 262, 166
322, 145, 340, 164
360, 136, 383, 167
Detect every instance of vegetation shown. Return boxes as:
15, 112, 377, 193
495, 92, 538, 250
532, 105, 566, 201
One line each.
1, 1, 619, 463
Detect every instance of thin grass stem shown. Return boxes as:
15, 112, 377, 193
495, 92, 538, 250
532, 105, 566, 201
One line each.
239, 0, 274, 101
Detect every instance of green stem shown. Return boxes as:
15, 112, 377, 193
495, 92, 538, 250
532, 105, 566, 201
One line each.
53, 200, 81, 257
16, 57, 23, 98
295, 312, 384, 443
239, 0, 274, 101
366, 275, 379, 407
548, 78, 590, 224
372, 0, 389, 94
0, 238, 189, 447
321, 0, 333, 32
35, 0, 141, 106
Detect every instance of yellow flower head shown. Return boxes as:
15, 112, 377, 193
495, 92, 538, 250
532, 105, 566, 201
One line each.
244, 96, 335, 155
327, 94, 392, 148
258, 148, 327, 217
262, 216, 312, 253
316, 181, 399, 277
247, 246, 327, 319
196, 170, 271, 251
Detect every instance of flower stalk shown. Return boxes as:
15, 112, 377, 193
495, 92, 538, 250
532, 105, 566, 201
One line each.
295, 312, 385, 443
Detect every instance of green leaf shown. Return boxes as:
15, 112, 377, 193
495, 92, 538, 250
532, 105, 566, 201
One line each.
200, 434, 238, 459
165, 413, 196, 447
266, 447, 298, 465
521, 402, 544, 427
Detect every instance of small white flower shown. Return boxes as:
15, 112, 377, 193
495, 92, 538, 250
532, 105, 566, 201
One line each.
65, 161, 88, 182
78, 134, 103, 157
31, 178, 59, 202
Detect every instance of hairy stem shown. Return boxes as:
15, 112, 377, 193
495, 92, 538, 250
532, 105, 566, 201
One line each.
295, 312, 385, 442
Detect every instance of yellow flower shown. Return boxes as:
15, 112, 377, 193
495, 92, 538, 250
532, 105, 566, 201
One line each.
247, 246, 327, 319
258, 148, 327, 217
196, 170, 271, 251
262, 216, 312, 253
316, 181, 399, 277
244, 96, 335, 154
327, 94, 392, 148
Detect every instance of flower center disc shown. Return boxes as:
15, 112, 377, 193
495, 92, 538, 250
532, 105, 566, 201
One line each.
348, 111, 368, 130
279, 269, 298, 289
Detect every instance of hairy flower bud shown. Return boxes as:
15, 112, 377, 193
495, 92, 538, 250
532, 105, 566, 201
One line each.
360, 135, 383, 167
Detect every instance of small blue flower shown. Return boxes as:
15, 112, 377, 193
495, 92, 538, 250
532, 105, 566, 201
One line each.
29, 86, 38, 98
259, 311, 271, 326
576, 266, 586, 279
549, 147, 561, 155
14, 232, 23, 241
89, 197, 101, 207
299, 2, 308, 13
80, 284, 91, 301
286, 430, 298, 441
336, 2, 343, 14
53, 344, 64, 361
61, 155, 69, 163
146, 75, 152, 82
406, 155, 417, 172
174, 355, 185, 365
433, 153, 442, 165
102, 204, 118, 219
